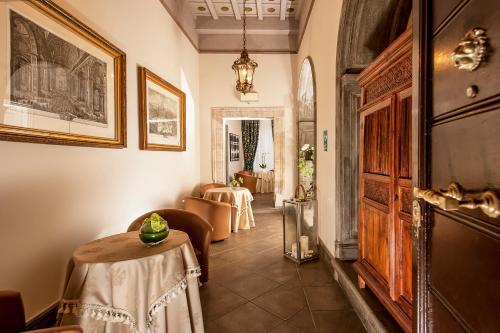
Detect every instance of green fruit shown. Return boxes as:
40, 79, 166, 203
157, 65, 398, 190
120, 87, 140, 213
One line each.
140, 221, 167, 234
139, 229, 169, 244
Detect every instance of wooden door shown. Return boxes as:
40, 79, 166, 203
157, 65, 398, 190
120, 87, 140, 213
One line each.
414, 0, 500, 331
358, 96, 394, 294
394, 88, 413, 319
357, 93, 413, 332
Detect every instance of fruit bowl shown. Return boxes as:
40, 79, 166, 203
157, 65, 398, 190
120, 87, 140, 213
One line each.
139, 213, 169, 246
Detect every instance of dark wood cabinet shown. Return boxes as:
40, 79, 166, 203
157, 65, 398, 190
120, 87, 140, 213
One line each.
353, 28, 413, 333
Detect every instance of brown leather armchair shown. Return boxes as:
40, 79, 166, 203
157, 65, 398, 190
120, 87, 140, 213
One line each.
0, 291, 82, 333
128, 209, 213, 283
235, 172, 258, 193
199, 182, 226, 197
184, 197, 231, 242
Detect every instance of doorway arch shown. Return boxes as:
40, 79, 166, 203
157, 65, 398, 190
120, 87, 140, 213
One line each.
334, 0, 412, 260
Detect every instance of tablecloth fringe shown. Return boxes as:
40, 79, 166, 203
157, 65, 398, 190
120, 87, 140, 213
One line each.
147, 266, 201, 329
58, 301, 140, 333
58, 266, 201, 333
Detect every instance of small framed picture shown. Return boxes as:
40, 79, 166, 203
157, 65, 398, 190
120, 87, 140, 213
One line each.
138, 67, 186, 151
229, 133, 239, 161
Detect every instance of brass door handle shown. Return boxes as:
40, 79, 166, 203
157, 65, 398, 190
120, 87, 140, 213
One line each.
413, 183, 500, 218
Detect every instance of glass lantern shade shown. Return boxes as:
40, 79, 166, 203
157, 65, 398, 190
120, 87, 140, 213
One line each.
232, 50, 258, 94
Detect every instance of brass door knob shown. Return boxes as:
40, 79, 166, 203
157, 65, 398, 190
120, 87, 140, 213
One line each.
414, 183, 500, 218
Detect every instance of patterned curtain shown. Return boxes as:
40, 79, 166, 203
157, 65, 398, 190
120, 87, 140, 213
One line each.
241, 120, 260, 171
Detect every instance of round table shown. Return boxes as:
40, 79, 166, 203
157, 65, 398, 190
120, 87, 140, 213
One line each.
253, 170, 275, 193
58, 230, 204, 333
203, 187, 255, 232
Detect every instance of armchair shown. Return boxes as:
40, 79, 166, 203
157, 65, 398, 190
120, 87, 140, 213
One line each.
0, 291, 82, 333
184, 197, 231, 241
235, 171, 258, 193
128, 209, 213, 283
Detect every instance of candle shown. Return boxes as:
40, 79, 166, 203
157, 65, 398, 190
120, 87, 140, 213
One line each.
291, 242, 297, 259
300, 236, 309, 259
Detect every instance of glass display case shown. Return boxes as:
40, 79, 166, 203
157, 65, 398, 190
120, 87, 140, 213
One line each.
283, 199, 319, 263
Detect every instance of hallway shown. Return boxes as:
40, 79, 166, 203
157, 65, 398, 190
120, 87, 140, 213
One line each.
201, 211, 367, 333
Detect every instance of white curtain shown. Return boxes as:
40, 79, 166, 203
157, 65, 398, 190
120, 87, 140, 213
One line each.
253, 120, 274, 171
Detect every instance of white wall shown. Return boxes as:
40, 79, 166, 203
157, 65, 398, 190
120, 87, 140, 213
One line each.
199, 53, 297, 204
225, 120, 244, 181
0, 0, 200, 319
296, 0, 343, 255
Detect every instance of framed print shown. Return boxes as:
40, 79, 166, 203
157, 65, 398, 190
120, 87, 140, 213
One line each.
0, 0, 126, 147
138, 67, 186, 151
229, 133, 239, 161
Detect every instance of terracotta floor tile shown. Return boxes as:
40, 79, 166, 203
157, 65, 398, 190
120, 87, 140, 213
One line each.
298, 263, 335, 286
256, 259, 299, 284
253, 284, 307, 320
215, 302, 283, 333
287, 307, 317, 332
224, 272, 280, 300
200, 283, 248, 321
312, 310, 367, 333
304, 285, 352, 311
269, 322, 306, 333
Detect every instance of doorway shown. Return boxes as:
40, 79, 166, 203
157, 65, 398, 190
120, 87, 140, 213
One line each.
211, 107, 285, 207
224, 118, 276, 210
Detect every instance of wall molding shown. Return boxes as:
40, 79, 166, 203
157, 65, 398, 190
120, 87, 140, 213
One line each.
25, 301, 59, 330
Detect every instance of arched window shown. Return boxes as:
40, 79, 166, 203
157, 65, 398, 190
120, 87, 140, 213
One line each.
297, 57, 317, 199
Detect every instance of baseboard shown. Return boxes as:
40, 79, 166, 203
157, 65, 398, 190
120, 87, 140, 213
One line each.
26, 301, 59, 330
318, 238, 390, 333
334, 239, 359, 260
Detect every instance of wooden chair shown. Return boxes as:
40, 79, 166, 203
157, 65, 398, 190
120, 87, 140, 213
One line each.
199, 182, 227, 197
184, 197, 231, 241
128, 209, 213, 283
0, 291, 82, 333
235, 172, 258, 193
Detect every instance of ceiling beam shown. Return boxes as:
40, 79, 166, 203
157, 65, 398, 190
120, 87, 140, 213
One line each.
204, 0, 218, 19
230, 0, 241, 20
256, 0, 263, 20
280, 0, 287, 20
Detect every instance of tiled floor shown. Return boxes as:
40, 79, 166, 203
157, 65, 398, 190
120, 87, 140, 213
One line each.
201, 211, 367, 333
252, 192, 276, 211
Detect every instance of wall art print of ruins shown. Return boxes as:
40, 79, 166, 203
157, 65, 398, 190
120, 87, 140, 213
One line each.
9, 10, 108, 125
147, 87, 179, 139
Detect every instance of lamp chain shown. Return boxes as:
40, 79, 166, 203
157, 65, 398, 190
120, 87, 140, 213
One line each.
243, 0, 247, 51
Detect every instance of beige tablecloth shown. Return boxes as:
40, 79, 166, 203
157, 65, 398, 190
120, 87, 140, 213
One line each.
203, 187, 255, 232
254, 171, 275, 193
58, 230, 203, 333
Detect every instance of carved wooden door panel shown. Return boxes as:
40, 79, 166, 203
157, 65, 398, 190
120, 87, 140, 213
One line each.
394, 88, 413, 319
358, 96, 394, 295
415, 0, 500, 331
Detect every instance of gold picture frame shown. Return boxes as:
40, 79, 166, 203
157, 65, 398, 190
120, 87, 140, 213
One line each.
0, 0, 126, 148
138, 67, 186, 151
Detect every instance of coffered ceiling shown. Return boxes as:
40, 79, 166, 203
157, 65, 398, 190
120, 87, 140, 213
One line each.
189, 0, 299, 20
159, 0, 314, 53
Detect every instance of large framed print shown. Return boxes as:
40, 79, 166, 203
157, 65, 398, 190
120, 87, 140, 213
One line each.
0, 0, 126, 147
138, 67, 186, 151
